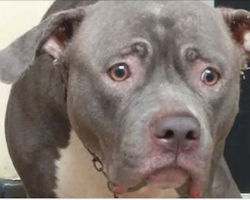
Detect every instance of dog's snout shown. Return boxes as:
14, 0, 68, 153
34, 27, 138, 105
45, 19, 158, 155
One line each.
153, 115, 200, 152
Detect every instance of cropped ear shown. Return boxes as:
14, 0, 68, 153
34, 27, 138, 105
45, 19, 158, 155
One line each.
0, 8, 84, 84
217, 8, 250, 62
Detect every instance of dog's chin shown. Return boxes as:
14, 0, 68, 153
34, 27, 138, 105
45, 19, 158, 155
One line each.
147, 167, 189, 189
109, 167, 189, 197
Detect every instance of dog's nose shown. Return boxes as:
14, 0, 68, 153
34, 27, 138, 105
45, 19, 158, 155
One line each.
153, 115, 200, 152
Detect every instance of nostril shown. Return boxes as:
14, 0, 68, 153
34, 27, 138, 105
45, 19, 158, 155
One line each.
186, 130, 199, 140
164, 130, 174, 139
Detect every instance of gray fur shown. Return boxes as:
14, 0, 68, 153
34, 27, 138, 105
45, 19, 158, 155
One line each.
1, 0, 250, 198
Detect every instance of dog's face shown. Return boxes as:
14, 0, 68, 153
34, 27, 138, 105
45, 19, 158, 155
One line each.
0, 1, 250, 198
66, 1, 242, 197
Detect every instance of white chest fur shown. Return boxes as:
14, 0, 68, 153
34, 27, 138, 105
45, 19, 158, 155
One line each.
54, 130, 113, 198
54, 130, 179, 198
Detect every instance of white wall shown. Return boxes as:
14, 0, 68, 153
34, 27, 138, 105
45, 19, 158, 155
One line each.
0, 1, 54, 179
203, 0, 215, 7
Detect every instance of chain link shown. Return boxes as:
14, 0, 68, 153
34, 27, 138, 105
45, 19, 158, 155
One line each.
87, 149, 118, 198
92, 156, 103, 172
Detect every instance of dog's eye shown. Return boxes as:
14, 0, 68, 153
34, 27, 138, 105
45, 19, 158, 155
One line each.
109, 63, 131, 82
201, 67, 220, 86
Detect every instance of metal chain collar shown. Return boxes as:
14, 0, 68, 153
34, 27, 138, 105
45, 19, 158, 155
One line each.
87, 149, 118, 198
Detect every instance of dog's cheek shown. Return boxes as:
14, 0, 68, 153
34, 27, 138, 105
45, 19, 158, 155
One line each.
66, 74, 103, 152
66, 69, 126, 157
187, 59, 240, 141
212, 88, 240, 146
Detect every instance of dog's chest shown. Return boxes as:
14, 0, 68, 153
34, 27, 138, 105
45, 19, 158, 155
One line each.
54, 131, 179, 198
54, 131, 113, 198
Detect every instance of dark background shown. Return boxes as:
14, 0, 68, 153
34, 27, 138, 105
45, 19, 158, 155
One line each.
215, 0, 250, 193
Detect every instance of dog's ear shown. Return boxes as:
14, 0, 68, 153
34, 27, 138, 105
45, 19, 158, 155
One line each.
218, 8, 250, 60
0, 8, 84, 84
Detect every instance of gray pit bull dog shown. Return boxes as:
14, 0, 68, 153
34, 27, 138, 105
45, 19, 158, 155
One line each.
0, 0, 250, 198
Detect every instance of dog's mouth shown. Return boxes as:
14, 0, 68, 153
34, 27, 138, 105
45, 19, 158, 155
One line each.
108, 166, 202, 197
147, 167, 189, 188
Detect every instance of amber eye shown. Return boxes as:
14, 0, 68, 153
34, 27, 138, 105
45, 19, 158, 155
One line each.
109, 63, 131, 82
201, 67, 220, 86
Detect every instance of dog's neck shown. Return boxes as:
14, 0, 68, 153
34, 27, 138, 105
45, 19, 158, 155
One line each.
54, 130, 112, 198
54, 130, 179, 198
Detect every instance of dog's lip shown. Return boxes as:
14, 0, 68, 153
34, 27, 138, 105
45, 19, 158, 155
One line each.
108, 183, 127, 195
109, 181, 147, 195
109, 166, 189, 195
147, 166, 189, 188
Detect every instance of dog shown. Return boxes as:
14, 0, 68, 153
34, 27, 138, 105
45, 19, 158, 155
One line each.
0, 0, 249, 198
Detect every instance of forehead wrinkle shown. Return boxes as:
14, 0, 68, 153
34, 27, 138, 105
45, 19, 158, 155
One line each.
153, 24, 167, 42
101, 42, 152, 70
184, 47, 201, 63
182, 45, 226, 70
120, 41, 151, 58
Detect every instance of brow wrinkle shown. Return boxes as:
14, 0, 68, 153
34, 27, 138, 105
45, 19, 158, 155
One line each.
185, 47, 200, 62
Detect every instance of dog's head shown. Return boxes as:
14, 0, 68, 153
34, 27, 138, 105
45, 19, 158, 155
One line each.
1, 1, 250, 197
